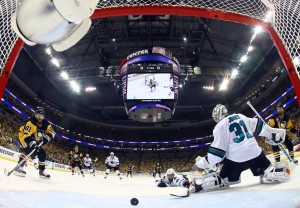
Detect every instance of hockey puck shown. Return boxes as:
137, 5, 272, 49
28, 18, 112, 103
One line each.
130, 198, 139, 206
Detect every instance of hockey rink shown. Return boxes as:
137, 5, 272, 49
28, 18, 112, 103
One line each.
0, 158, 299, 208
127, 74, 174, 100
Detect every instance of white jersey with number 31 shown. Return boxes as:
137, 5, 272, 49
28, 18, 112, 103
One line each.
208, 113, 265, 167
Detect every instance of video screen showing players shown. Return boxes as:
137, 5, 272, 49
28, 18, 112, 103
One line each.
126, 73, 175, 100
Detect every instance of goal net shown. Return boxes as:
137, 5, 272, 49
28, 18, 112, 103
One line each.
0, 0, 299, 99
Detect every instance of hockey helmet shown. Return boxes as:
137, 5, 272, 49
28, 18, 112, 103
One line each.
166, 168, 175, 181
86, 154, 89, 157
212, 104, 228, 123
110, 152, 114, 156
276, 103, 284, 108
35, 106, 45, 119
276, 103, 284, 115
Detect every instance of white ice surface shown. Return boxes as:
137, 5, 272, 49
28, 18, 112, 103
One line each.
0, 158, 299, 208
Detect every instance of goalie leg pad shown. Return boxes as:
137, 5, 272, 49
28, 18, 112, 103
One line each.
261, 162, 290, 183
190, 172, 228, 193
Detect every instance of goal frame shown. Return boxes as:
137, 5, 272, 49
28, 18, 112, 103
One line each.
1, 5, 299, 104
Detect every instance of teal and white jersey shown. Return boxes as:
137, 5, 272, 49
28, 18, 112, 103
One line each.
83, 157, 92, 167
105, 156, 119, 167
208, 113, 265, 166
156, 173, 187, 187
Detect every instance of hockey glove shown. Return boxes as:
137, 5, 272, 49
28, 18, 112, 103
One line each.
29, 140, 41, 152
265, 133, 285, 146
41, 134, 52, 145
182, 180, 190, 188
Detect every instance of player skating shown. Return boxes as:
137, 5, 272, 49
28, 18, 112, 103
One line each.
104, 152, 122, 180
268, 103, 298, 164
149, 79, 156, 92
69, 145, 84, 177
14, 107, 54, 178
153, 163, 162, 178
190, 104, 290, 193
156, 168, 190, 188
126, 164, 134, 177
82, 154, 95, 176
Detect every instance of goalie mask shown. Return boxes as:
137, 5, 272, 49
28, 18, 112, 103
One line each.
212, 104, 228, 123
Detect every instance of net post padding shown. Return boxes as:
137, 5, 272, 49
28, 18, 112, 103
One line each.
92, 6, 300, 105
0, 38, 23, 99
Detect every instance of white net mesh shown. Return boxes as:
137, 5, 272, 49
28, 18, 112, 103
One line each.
271, 0, 300, 74
97, 0, 271, 20
0, 0, 18, 74
0, 0, 299, 80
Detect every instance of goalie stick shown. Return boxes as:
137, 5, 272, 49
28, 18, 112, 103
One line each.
4, 141, 44, 176
246, 101, 296, 169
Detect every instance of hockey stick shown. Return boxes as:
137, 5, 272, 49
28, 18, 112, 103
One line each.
4, 141, 43, 177
246, 101, 295, 168
170, 189, 190, 198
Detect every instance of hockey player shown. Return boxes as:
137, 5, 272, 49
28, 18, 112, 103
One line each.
15, 107, 54, 178
156, 168, 190, 188
153, 163, 162, 178
268, 103, 298, 164
82, 154, 95, 176
149, 79, 156, 92
190, 104, 291, 193
104, 152, 122, 179
127, 164, 134, 177
69, 145, 84, 177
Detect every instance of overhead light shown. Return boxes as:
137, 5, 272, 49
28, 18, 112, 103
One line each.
60, 71, 69, 80
112, 38, 116, 42
183, 37, 187, 41
254, 26, 263, 34
203, 86, 214, 90
231, 68, 239, 79
45, 48, 51, 55
85, 86, 96, 92
179, 84, 183, 88
220, 78, 229, 91
51, 58, 60, 67
240, 55, 248, 63
247, 46, 254, 52
70, 80, 80, 93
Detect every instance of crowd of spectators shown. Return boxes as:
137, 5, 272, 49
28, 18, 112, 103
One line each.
0, 77, 299, 174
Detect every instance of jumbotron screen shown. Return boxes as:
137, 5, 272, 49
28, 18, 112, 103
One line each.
126, 73, 175, 100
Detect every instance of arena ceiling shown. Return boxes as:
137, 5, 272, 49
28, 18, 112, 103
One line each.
10, 15, 284, 127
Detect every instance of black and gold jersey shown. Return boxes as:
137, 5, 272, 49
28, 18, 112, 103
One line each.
268, 113, 293, 130
150, 80, 156, 86
69, 150, 83, 162
19, 116, 55, 148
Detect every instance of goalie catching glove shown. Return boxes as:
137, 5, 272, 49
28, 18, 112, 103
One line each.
265, 133, 284, 145
263, 126, 286, 146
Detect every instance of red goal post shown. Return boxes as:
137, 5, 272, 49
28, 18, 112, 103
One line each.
0, 0, 299, 104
